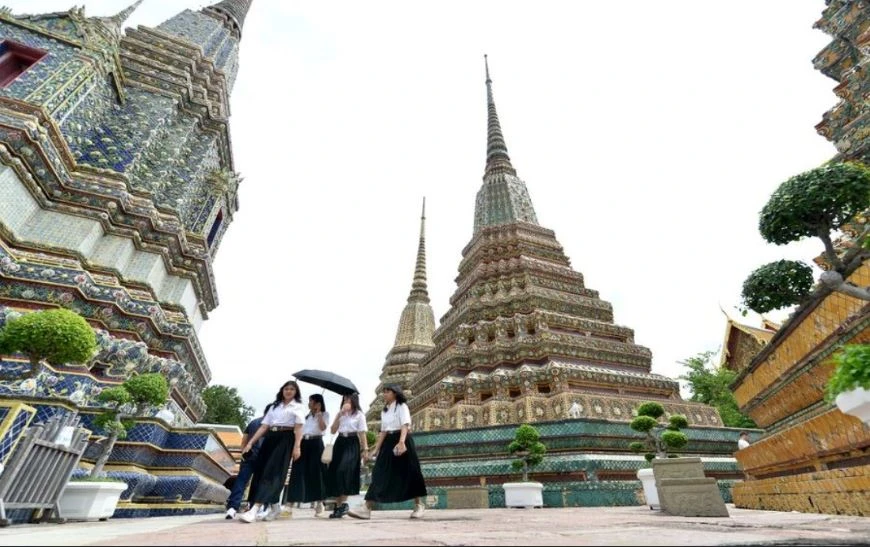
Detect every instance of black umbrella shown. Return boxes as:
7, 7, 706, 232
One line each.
293, 369, 359, 396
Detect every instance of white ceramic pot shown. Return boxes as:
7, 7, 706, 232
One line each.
637, 468, 659, 510
503, 481, 543, 508
58, 481, 128, 521
835, 387, 870, 424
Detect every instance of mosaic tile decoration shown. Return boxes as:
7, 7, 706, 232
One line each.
0, 402, 34, 463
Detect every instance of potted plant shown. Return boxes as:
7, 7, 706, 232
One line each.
827, 344, 870, 423
0, 308, 98, 380
503, 424, 546, 508
629, 402, 688, 509
59, 373, 169, 521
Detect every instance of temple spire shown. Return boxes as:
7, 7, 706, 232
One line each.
106, 0, 143, 27
408, 198, 429, 303
484, 55, 517, 177
205, 0, 253, 37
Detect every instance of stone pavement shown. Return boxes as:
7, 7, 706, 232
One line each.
2, 505, 870, 546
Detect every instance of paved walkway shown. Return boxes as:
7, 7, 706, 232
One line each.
2, 505, 870, 546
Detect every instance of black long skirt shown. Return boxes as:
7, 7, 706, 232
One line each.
365, 431, 427, 503
326, 434, 361, 497
250, 430, 295, 505
285, 436, 327, 503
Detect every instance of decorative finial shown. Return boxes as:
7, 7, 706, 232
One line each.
484, 55, 516, 177
409, 198, 429, 303
107, 0, 143, 26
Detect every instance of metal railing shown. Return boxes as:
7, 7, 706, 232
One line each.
0, 413, 90, 526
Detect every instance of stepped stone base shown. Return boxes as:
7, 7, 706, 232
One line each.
446, 487, 490, 509
733, 465, 870, 516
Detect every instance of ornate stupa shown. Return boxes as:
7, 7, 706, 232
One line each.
0, 0, 254, 517
404, 57, 722, 431
367, 199, 436, 429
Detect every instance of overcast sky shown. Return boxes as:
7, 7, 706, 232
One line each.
12, 1, 838, 425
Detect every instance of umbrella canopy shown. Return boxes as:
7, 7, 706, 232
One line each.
293, 369, 359, 396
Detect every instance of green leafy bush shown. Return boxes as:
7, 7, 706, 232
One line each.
90, 373, 169, 478
826, 344, 870, 402
507, 424, 547, 482
0, 308, 97, 378
741, 260, 815, 314
741, 162, 870, 314
629, 401, 689, 463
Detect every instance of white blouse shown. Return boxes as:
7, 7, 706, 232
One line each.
302, 412, 330, 436
336, 411, 367, 434
380, 402, 411, 432
262, 401, 306, 427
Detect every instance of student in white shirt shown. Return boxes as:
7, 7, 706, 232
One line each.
348, 384, 427, 521
737, 431, 751, 450
238, 380, 306, 523
285, 393, 330, 516
325, 392, 369, 519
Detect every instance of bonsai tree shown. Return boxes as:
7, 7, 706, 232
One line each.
90, 373, 169, 477
629, 402, 689, 462
0, 308, 97, 379
741, 162, 870, 314
826, 344, 870, 402
507, 424, 546, 482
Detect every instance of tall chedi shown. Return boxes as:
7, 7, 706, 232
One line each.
0, 0, 253, 425
406, 57, 721, 431
367, 200, 436, 429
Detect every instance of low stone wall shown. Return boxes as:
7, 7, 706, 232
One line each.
375, 479, 737, 511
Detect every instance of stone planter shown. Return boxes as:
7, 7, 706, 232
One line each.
636, 468, 659, 509
503, 482, 543, 508
58, 481, 128, 521
835, 387, 870, 424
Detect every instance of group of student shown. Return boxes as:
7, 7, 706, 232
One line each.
224, 380, 428, 522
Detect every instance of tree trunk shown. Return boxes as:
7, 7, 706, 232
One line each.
819, 228, 845, 272
90, 423, 120, 478
522, 460, 529, 482
820, 270, 870, 301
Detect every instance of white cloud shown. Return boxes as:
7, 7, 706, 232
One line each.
9, 0, 838, 419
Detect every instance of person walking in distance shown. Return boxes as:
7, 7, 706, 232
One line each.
224, 405, 269, 519
285, 393, 330, 517
348, 384, 427, 520
737, 431, 751, 450
238, 380, 305, 523
325, 392, 368, 519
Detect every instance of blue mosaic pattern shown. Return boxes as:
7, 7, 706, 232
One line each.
0, 406, 33, 463
0, 406, 8, 422
0, 22, 80, 101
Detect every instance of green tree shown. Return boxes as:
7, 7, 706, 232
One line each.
202, 384, 254, 429
0, 308, 97, 379
678, 351, 756, 429
91, 373, 169, 477
508, 424, 547, 481
741, 162, 870, 314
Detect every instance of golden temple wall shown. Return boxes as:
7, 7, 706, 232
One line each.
732, 264, 870, 515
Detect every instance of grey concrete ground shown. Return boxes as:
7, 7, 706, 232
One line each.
2, 505, 870, 546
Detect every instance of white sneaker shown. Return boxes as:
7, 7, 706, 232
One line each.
225, 508, 237, 520
262, 504, 282, 521
314, 501, 325, 517
239, 506, 259, 523
410, 503, 426, 519
347, 504, 371, 520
